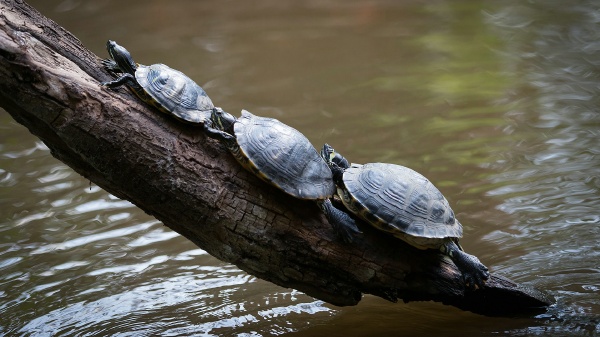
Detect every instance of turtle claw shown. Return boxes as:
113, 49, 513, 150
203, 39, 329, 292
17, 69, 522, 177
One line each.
102, 58, 120, 73
337, 220, 362, 244
464, 271, 485, 290
459, 254, 489, 290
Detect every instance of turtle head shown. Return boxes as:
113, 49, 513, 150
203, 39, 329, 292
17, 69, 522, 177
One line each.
210, 107, 236, 133
106, 40, 137, 75
321, 143, 350, 170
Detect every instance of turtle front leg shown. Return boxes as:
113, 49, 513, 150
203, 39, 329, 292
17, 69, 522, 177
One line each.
318, 199, 362, 243
441, 240, 490, 290
102, 73, 138, 89
102, 58, 121, 73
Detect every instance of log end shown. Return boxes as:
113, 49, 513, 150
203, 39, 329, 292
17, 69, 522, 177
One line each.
445, 274, 555, 316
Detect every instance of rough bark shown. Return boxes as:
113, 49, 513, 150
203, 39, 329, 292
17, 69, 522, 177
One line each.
0, 0, 553, 316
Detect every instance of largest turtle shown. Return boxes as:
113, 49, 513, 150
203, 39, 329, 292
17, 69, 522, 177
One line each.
321, 143, 489, 288
203, 109, 361, 242
101, 40, 215, 124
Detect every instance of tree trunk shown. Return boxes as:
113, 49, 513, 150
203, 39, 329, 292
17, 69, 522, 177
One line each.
0, 0, 553, 316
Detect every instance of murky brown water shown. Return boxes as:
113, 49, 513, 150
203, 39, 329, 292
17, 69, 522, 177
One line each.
1, 0, 599, 335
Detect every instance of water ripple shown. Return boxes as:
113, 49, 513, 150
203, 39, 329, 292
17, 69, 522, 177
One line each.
30, 222, 156, 255
128, 229, 181, 248
87, 255, 171, 277
16, 272, 331, 337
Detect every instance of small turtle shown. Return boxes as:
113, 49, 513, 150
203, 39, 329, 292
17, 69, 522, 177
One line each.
204, 109, 361, 242
321, 143, 489, 288
101, 40, 214, 123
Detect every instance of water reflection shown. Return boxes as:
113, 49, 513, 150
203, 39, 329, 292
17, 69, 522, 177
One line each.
1, 0, 599, 335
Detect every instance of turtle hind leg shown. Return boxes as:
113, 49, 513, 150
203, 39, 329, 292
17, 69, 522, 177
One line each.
318, 199, 362, 243
442, 240, 490, 290
203, 119, 236, 142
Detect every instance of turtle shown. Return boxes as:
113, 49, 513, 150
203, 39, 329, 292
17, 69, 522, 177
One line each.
101, 40, 214, 124
204, 109, 361, 242
321, 143, 490, 289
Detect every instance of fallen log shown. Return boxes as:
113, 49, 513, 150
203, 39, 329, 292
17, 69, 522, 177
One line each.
0, 0, 553, 316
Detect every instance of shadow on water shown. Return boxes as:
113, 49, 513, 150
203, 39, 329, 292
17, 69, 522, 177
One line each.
1, 0, 599, 336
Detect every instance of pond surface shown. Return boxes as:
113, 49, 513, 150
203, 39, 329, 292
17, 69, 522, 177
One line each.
1, 0, 599, 336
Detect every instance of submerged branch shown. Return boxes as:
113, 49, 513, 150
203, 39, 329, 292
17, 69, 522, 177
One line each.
0, 0, 553, 316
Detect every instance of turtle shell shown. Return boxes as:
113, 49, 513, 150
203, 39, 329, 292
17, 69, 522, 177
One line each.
136, 64, 214, 123
340, 163, 462, 249
233, 110, 336, 200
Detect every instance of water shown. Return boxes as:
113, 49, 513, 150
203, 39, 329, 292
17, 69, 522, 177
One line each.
1, 0, 599, 335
